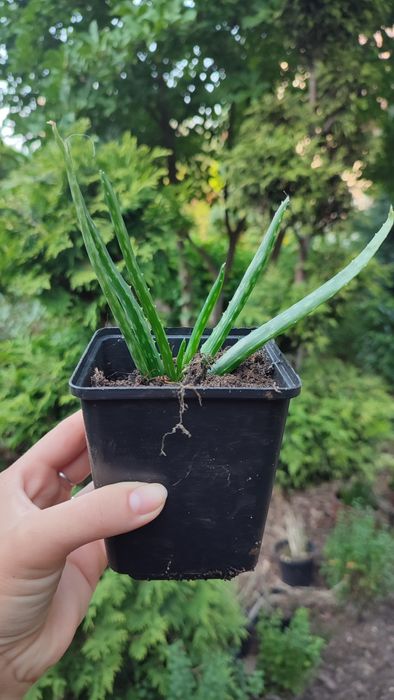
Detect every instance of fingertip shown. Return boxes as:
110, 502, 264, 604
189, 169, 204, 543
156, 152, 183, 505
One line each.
129, 483, 168, 516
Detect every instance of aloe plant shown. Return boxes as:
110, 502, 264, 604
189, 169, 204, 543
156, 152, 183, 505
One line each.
52, 122, 393, 381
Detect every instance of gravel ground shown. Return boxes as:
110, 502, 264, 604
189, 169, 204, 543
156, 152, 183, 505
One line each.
301, 600, 394, 700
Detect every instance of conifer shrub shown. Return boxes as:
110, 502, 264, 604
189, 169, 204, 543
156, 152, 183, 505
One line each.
27, 572, 246, 700
166, 641, 264, 700
256, 608, 325, 695
323, 508, 394, 604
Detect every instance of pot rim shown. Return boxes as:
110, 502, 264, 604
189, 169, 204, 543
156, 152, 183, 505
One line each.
274, 538, 316, 564
70, 327, 302, 401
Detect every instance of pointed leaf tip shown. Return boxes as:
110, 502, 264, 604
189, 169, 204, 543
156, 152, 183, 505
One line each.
210, 207, 393, 375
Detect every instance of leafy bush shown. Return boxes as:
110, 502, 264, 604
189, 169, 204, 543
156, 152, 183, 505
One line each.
0, 120, 186, 454
323, 508, 394, 604
329, 263, 394, 388
27, 572, 246, 700
279, 355, 394, 489
0, 308, 88, 454
327, 203, 394, 387
0, 121, 182, 311
0, 326, 81, 454
256, 608, 325, 694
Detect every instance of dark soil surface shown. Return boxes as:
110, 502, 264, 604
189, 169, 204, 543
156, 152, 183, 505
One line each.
92, 349, 277, 388
237, 480, 394, 700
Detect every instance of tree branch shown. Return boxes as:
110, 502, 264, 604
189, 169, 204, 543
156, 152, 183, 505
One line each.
184, 232, 219, 279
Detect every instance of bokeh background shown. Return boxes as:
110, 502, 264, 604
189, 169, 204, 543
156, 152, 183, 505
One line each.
0, 2, 393, 699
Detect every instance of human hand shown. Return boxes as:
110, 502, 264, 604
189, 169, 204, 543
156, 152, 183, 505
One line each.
0, 412, 167, 699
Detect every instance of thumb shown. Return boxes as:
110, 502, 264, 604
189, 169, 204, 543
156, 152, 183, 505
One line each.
15, 482, 167, 568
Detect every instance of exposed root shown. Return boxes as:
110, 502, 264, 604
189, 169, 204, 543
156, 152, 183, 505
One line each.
182, 384, 202, 406
160, 385, 191, 456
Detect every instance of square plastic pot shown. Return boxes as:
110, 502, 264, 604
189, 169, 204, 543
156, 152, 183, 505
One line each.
70, 328, 301, 580
275, 540, 316, 587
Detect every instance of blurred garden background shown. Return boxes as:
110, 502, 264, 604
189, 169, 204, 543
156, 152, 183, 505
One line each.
0, 1, 393, 698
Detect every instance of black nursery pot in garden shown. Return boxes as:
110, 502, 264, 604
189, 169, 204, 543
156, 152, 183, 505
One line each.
70, 327, 301, 580
275, 540, 315, 587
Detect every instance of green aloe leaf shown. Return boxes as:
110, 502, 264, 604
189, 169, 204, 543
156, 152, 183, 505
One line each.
176, 338, 187, 378
100, 170, 177, 380
210, 207, 394, 375
201, 196, 290, 357
182, 263, 226, 367
50, 122, 163, 377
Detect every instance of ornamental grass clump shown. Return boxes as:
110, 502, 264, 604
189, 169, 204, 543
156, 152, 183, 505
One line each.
51, 122, 393, 381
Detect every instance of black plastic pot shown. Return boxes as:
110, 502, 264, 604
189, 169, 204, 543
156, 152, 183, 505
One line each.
70, 328, 301, 580
275, 539, 315, 587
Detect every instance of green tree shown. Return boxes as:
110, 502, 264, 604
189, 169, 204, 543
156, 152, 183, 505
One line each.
2, 0, 392, 313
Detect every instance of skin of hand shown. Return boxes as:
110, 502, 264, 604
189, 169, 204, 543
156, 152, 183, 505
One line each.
0, 411, 167, 699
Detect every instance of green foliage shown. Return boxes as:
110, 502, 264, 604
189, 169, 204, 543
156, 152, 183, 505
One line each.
2, 0, 391, 329
201, 196, 290, 356
52, 122, 167, 379
55, 121, 392, 379
0, 121, 187, 451
54, 127, 292, 377
256, 608, 325, 694
236, 234, 338, 355
28, 572, 246, 700
279, 356, 394, 489
1, 0, 393, 340
332, 279, 394, 388
211, 208, 393, 373
323, 508, 394, 604
0, 120, 182, 316
0, 307, 87, 453
337, 479, 378, 509
166, 642, 195, 700
0, 5, 393, 700
100, 169, 177, 378
182, 262, 225, 367
223, 90, 352, 238
166, 641, 264, 700
238, 214, 394, 386
327, 240, 394, 388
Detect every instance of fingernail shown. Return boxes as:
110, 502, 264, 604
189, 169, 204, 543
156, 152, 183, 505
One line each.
129, 483, 168, 515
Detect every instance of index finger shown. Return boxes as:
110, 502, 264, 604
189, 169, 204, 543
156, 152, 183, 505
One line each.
15, 411, 86, 473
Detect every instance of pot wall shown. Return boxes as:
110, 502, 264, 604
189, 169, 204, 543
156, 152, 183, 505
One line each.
70, 328, 301, 580
275, 539, 315, 587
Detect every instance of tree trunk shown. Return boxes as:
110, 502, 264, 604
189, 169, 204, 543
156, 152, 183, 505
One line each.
212, 200, 246, 323
294, 236, 310, 284
157, 74, 194, 325
211, 230, 239, 324
271, 226, 287, 263
177, 236, 194, 326
308, 60, 317, 109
